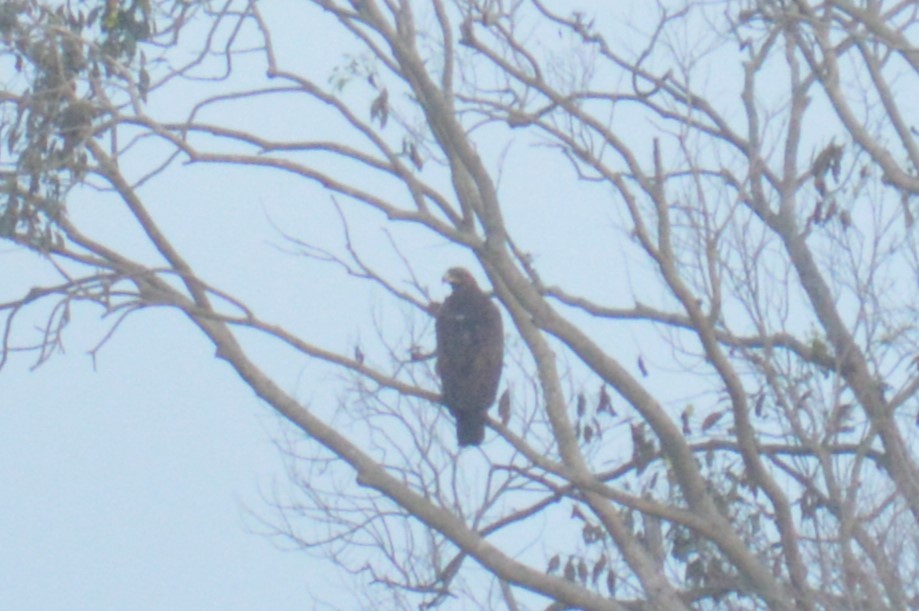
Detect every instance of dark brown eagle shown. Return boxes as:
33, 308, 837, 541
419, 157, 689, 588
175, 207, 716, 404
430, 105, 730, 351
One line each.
435, 267, 504, 447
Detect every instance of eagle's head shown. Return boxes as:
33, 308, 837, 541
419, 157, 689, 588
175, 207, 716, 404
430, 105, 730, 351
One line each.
443, 267, 477, 289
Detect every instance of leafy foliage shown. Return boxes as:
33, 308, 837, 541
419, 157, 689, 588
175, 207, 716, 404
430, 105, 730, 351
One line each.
3, 2, 919, 609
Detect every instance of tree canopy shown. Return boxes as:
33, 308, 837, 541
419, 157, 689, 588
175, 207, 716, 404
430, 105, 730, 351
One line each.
3, 1, 919, 609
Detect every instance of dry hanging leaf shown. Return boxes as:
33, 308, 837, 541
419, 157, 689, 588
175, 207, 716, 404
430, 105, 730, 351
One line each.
498, 388, 510, 425
701, 410, 725, 432
592, 555, 607, 584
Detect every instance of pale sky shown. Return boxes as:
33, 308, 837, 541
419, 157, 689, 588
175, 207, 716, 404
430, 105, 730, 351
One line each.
0, 3, 722, 608
2, 1, 906, 609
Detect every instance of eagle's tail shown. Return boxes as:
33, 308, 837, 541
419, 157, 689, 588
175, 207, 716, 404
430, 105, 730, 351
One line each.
456, 411, 485, 447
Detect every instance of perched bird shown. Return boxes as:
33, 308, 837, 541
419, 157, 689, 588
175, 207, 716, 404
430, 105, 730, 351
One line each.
435, 267, 504, 446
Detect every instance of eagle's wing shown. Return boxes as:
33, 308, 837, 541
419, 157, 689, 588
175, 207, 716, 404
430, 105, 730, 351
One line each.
435, 291, 503, 446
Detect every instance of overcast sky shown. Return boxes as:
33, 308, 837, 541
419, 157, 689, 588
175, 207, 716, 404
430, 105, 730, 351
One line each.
0, 1, 868, 609
2, 3, 377, 608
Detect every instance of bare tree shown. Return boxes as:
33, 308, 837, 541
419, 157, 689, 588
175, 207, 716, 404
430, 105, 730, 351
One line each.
3, 0, 919, 608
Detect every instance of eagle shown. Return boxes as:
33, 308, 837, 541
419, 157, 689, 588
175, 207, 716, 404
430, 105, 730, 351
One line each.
435, 267, 504, 447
